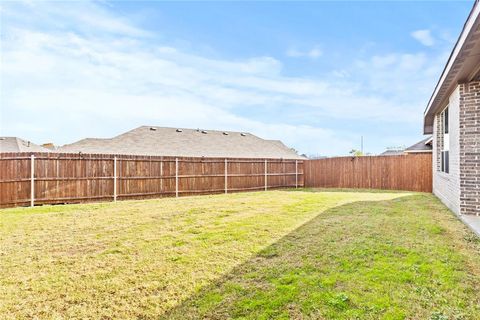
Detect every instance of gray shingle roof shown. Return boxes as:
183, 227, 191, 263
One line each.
58, 126, 305, 159
0, 137, 50, 153
405, 137, 432, 153
380, 149, 405, 156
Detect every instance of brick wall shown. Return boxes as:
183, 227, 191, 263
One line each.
459, 81, 480, 215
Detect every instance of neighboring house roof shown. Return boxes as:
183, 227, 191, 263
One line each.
0, 137, 51, 153
424, 0, 480, 134
380, 149, 405, 156
58, 126, 306, 159
404, 137, 433, 153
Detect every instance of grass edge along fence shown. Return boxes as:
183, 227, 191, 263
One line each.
0, 152, 304, 208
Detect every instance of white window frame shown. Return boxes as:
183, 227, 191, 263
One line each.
440, 106, 449, 174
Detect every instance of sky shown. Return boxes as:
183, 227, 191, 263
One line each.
0, 1, 474, 156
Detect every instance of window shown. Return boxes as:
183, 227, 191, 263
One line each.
441, 106, 449, 173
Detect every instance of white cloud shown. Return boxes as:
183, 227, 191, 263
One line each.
1, 1, 443, 156
1, 1, 150, 38
286, 45, 322, 59
411, 29, 435, 46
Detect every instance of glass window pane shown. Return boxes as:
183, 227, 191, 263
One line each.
446, 151, 449, 173
444, 107, 449, 134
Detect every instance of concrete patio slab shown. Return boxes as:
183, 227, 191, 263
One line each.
460, 214, 480, 237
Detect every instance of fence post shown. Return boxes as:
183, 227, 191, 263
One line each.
113, 157, 117, 202
30, 154, 35, 207
175, 158, 179, 198
224, 158, 228, 194
295, 160, 298, 188
264, 159, 267, 191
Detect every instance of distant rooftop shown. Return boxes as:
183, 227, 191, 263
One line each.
0, 137, 50, 153
379, 137, 432, 156
58, 126, 305, 159
404, 137, 432, 153
380, 149, 405, 156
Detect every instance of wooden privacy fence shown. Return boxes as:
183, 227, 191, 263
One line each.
0, 152, 432, 208
0, 152, 304, 208
304, 154, 432, 192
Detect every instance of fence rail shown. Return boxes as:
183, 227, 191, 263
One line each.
304, 154, 432, 192
0, 152, 304, 208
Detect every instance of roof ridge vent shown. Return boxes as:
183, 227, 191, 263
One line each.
201, 130, 207, 134
223, 132, 229, 135
149, 127, 157, 131
176, 129, 183, 132
240, 133, 247, 136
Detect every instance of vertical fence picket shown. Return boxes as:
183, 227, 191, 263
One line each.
175, 158, 179, 198
30, 154, 35, 207
224, 158, 228, 194
264, 159, 267, 191
160, 158, 163, 193
113, 157, 117, 202
295, 160, 298, 189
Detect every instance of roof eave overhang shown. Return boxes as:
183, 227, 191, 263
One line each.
424, 0, 480, 134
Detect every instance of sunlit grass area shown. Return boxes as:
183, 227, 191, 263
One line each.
1, 190, 479, 319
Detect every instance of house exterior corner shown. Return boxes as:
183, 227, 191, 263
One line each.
425, 1, 480, 216
430, 81, 480, 215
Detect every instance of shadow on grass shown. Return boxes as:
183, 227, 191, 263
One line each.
163, 193, 480, 320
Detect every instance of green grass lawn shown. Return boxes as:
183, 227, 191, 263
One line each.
1, 190, 479, 319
